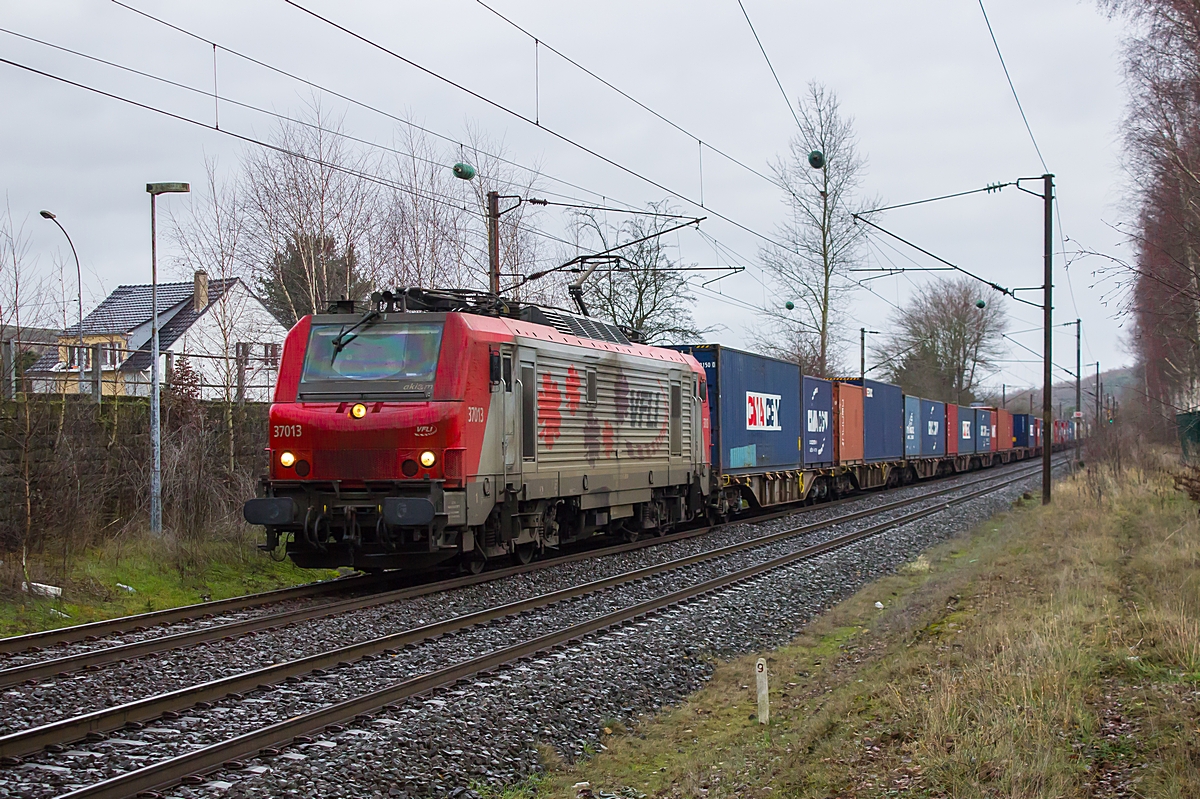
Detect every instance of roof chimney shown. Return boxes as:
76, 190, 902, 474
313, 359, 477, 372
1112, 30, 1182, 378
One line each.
193, 270, 209, 313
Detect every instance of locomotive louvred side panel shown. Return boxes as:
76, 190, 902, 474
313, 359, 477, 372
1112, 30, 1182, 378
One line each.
527, 342, 693, 474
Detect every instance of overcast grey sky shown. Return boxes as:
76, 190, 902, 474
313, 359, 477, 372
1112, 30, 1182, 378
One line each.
1, 0, 1131, 390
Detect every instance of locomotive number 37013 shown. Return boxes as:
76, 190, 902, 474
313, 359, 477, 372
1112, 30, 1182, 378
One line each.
273, 424, 303, 438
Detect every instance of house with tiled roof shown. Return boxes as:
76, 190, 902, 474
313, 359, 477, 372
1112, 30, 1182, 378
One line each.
29, 271, 288, 401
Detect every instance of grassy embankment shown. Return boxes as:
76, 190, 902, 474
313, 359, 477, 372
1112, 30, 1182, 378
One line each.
533, 460, 1200, 798
0, 533, 336, 637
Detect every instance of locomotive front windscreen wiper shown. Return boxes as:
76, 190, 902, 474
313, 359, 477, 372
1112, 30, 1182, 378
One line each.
329, 310, 381, 364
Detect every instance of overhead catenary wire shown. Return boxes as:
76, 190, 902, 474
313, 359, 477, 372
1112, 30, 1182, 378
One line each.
108, 0, 646, 214
735, 0, 802, 129
976, 0, 1048, 173
470, 0, 781, 189
0, 54, 594, 256
277, 0, 810, 262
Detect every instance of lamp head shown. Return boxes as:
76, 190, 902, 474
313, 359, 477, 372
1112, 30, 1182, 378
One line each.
807, 150, 826, 169
146, 182, 190, 195
976, 299, 987, 309
39, 210, 55, 220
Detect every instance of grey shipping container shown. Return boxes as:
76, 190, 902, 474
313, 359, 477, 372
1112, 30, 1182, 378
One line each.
904, 395, 921, 457
802, 375, 834, 466
846, 378, 904, 461
920, 399, 946, 457
975, 407, 993, 451
668, 344, 801, 475
957, 405, 976, 453
1013, 413, 1030, 448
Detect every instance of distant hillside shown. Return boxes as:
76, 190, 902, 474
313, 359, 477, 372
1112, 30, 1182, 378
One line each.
980, 366, 1136, 418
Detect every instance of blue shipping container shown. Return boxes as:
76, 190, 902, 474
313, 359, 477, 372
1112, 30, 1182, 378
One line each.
802, 376, 833, 466
668, 344, 801, 474
846, 379, 903, 462
957, 405, 976, 453
1013, 413, 1030, 448
921, 399, 946, 457
975, 408, 993, 451
904, 395, 921, 457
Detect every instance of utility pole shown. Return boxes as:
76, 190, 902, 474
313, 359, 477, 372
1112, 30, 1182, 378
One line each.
1075, 318, 1081, 463
486, 190, 501, 296
1042, 173, 1054, 505
1096, 362, 1102, 433
1002, 384, 1006, 408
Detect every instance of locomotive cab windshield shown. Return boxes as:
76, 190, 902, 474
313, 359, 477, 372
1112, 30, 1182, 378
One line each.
298, 318, 444, 400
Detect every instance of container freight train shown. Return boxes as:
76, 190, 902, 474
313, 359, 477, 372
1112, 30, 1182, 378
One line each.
243, 290, 1060, 573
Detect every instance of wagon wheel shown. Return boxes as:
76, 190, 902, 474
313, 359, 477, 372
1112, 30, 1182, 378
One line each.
464, 553, 487, 575
513, 542, 536, 566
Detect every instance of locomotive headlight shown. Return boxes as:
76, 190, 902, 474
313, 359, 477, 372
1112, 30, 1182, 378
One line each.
279, 451, 296, 468
350, 403, 367, 419
419, 450, 437, 468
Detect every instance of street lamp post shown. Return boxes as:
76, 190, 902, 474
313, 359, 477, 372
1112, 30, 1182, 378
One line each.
146, 182, 189, 536
38, 211, 84, 396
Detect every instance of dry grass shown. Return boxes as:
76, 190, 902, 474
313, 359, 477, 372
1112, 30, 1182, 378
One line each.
538, 462, 1200, 798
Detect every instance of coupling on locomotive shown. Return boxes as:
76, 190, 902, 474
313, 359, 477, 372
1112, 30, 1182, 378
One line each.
243, 287, 1062, 573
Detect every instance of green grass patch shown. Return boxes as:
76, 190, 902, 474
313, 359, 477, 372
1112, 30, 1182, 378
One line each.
0, 533, 338, 636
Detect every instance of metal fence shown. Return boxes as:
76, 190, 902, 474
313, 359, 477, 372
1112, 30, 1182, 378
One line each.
6, 337, 280, 404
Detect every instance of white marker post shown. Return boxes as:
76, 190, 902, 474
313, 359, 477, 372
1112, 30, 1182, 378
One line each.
755, 657, 769, 724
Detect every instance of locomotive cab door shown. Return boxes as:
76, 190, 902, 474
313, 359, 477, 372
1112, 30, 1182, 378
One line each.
501, 348, 518, 476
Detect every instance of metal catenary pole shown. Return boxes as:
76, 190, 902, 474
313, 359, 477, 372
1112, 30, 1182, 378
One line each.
1080, 316, 1089, 458
860, 327, 866, 382
1042, 174, 1054, 505
487, 190, 501, 296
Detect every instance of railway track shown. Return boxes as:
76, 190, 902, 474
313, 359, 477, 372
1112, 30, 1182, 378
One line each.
1, 457, 1062, 798
0, 454, 1052, 684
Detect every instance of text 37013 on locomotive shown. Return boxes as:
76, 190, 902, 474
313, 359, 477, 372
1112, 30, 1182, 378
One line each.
243, 290, 714, 573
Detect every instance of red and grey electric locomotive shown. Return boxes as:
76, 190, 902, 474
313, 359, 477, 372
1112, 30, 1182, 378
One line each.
243, 289, 713, 572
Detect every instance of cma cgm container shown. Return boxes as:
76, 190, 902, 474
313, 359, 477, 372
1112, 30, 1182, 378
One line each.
669, 344, 801, 474
1013, 413, 1031, 448
802, 376, 834, 467
904, 395, 921, 457
957, 405, 976, 453
975, 407, 993, 452
847, 379, 904, 462
996, 409, 1013, 451
920, 399, 946, 457
832, 382, 864, 464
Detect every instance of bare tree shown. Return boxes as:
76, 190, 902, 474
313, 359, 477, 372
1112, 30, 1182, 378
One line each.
757, 82, 876, 377
369, 125, 476, 292
172, 160, 280, 471
241, 102, 379, 325
874, 277, 1008, 404
571, 202, 709, 343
